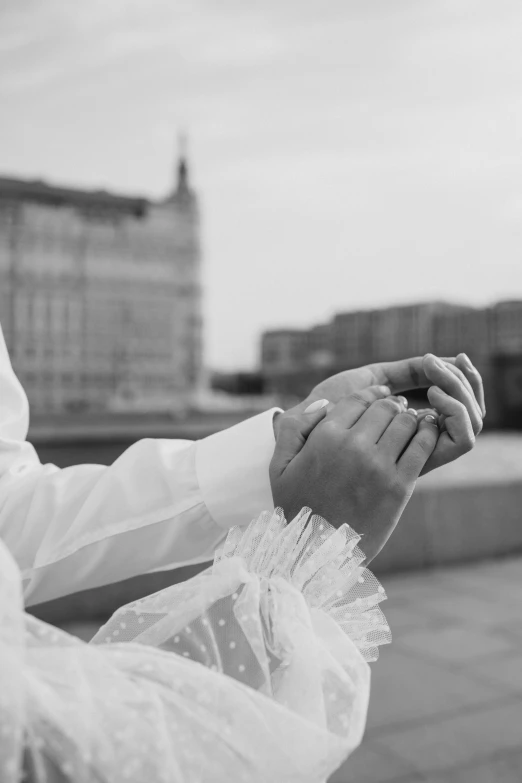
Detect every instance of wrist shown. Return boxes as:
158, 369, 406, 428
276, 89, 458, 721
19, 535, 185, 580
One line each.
272, 402, 308, 441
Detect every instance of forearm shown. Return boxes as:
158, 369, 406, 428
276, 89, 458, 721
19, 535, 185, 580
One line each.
1, 313, 282, 603
1, 411, 281, 605
1, 439, 222, 605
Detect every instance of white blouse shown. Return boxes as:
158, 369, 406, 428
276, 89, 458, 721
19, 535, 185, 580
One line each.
0, 508, 390, 783
0, 324, 280, 606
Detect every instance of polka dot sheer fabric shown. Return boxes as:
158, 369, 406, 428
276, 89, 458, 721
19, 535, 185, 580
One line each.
0, 508, 391, 783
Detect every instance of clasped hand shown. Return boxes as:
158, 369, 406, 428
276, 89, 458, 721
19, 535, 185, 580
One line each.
270, 353, 484, 563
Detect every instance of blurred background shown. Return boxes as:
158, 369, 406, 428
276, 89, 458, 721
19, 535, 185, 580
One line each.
1, 1, 522, 781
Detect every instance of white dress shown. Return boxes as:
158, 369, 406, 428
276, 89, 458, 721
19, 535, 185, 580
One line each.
0, 508, 391, 783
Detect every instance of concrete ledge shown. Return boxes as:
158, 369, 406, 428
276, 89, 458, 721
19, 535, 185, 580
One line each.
373, 480, 522, 574
29, 561, 208, 626
27, 432, 522, 625
30, 479, 522, 626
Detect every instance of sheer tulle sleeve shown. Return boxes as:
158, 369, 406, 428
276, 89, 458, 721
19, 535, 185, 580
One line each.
1, 509, 391, 783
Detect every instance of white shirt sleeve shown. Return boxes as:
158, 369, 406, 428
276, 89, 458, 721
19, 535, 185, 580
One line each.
0, 326, 281, 606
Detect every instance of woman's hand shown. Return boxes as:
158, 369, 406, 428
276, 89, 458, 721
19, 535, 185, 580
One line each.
270, 387, 438, 563
275, 352, 485, 477
270, 350, 483, 564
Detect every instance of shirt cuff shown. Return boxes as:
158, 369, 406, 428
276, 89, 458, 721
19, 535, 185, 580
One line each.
195, 408, 282, 530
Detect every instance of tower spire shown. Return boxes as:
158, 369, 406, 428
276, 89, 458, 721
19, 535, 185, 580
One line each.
166, 130, 196, 208
176, 131, 189, 194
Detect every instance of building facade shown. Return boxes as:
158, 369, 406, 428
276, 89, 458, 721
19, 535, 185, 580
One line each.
0, 154, 203, 414
260, 301, 522, 427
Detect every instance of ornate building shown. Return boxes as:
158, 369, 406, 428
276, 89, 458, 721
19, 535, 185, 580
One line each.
0, 152, 203, 414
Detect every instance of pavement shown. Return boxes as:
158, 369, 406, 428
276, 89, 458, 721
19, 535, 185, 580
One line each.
62, 554, 522, 783
331, 555, 522, 783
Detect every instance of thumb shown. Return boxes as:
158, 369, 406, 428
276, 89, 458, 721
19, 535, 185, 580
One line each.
271, 399, 329, 476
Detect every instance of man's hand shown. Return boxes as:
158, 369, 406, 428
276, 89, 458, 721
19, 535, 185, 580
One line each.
274, 352, 485, 475
270, 387, 440, 563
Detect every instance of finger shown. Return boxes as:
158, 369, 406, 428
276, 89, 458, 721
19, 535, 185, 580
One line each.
443, 362, 482, 422
378, 409, 419, 461
418, 407, 448, 434
378, 354, 483, 421
420, 385, 475, 474
398, 414, 440, 480
350, 397, 404, 442
455, 353, 486, 417
436, 355, 484, 419
426, 356, 457, 432
271, 400, 329, 475
326, 385, 391, 429
423, 354, 483, 435
368, 356, 455, 394
303, 398, 330, 417
428, 386, 475, 451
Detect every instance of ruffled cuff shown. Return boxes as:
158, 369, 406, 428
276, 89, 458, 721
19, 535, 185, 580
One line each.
92, 507, 390, 763
214, 507, 391, 662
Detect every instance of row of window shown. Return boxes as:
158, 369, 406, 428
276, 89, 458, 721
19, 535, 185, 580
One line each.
6, 227, 194, 259
21, 372, 180, 390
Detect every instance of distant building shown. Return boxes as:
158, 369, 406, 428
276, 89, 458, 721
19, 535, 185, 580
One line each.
488, 302, 522, 427
211, 371, 265, 396
307, 323, 335, 369
261, 330, 306, 395
0, 151, 202, 414
260, 328, 333, 397
332, 309, 375, 369
260, 300, 522, 426
490, 301, 522, 355
333, 302, 467, 367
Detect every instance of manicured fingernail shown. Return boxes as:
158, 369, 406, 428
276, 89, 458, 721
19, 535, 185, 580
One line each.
406, 408, 418, 417
304, 399, 329, 414
398, 396, 408, 408
424, 414, 438, 426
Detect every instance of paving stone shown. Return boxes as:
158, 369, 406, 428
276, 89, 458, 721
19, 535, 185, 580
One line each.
328, 741, 418, 783
56, 553, 522, 783
410, 592, 522, 630
395, 625, 513, 663
376, 701, 522, 773
382, 579, 455, 606
494, 621, 522, 644
425, 748, 522, 782
466, 654, 522, 695
381, 601, 446, 632
440, 565, 522, 603
366, 648, 504, 732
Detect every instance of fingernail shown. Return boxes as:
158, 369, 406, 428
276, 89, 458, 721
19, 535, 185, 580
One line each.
432, 357, 447, 371
304, 399, 329, 414
424, 414, 438, 426
398, 395, 408, 408
379, 385, 391, 396
406, 408, 418, 417
460, 353, 475, 372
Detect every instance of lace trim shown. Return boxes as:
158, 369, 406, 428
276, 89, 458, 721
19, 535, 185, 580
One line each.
214, 508, 391, 662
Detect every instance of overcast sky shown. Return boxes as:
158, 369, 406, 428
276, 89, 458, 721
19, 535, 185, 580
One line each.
1, 0, 522, 369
